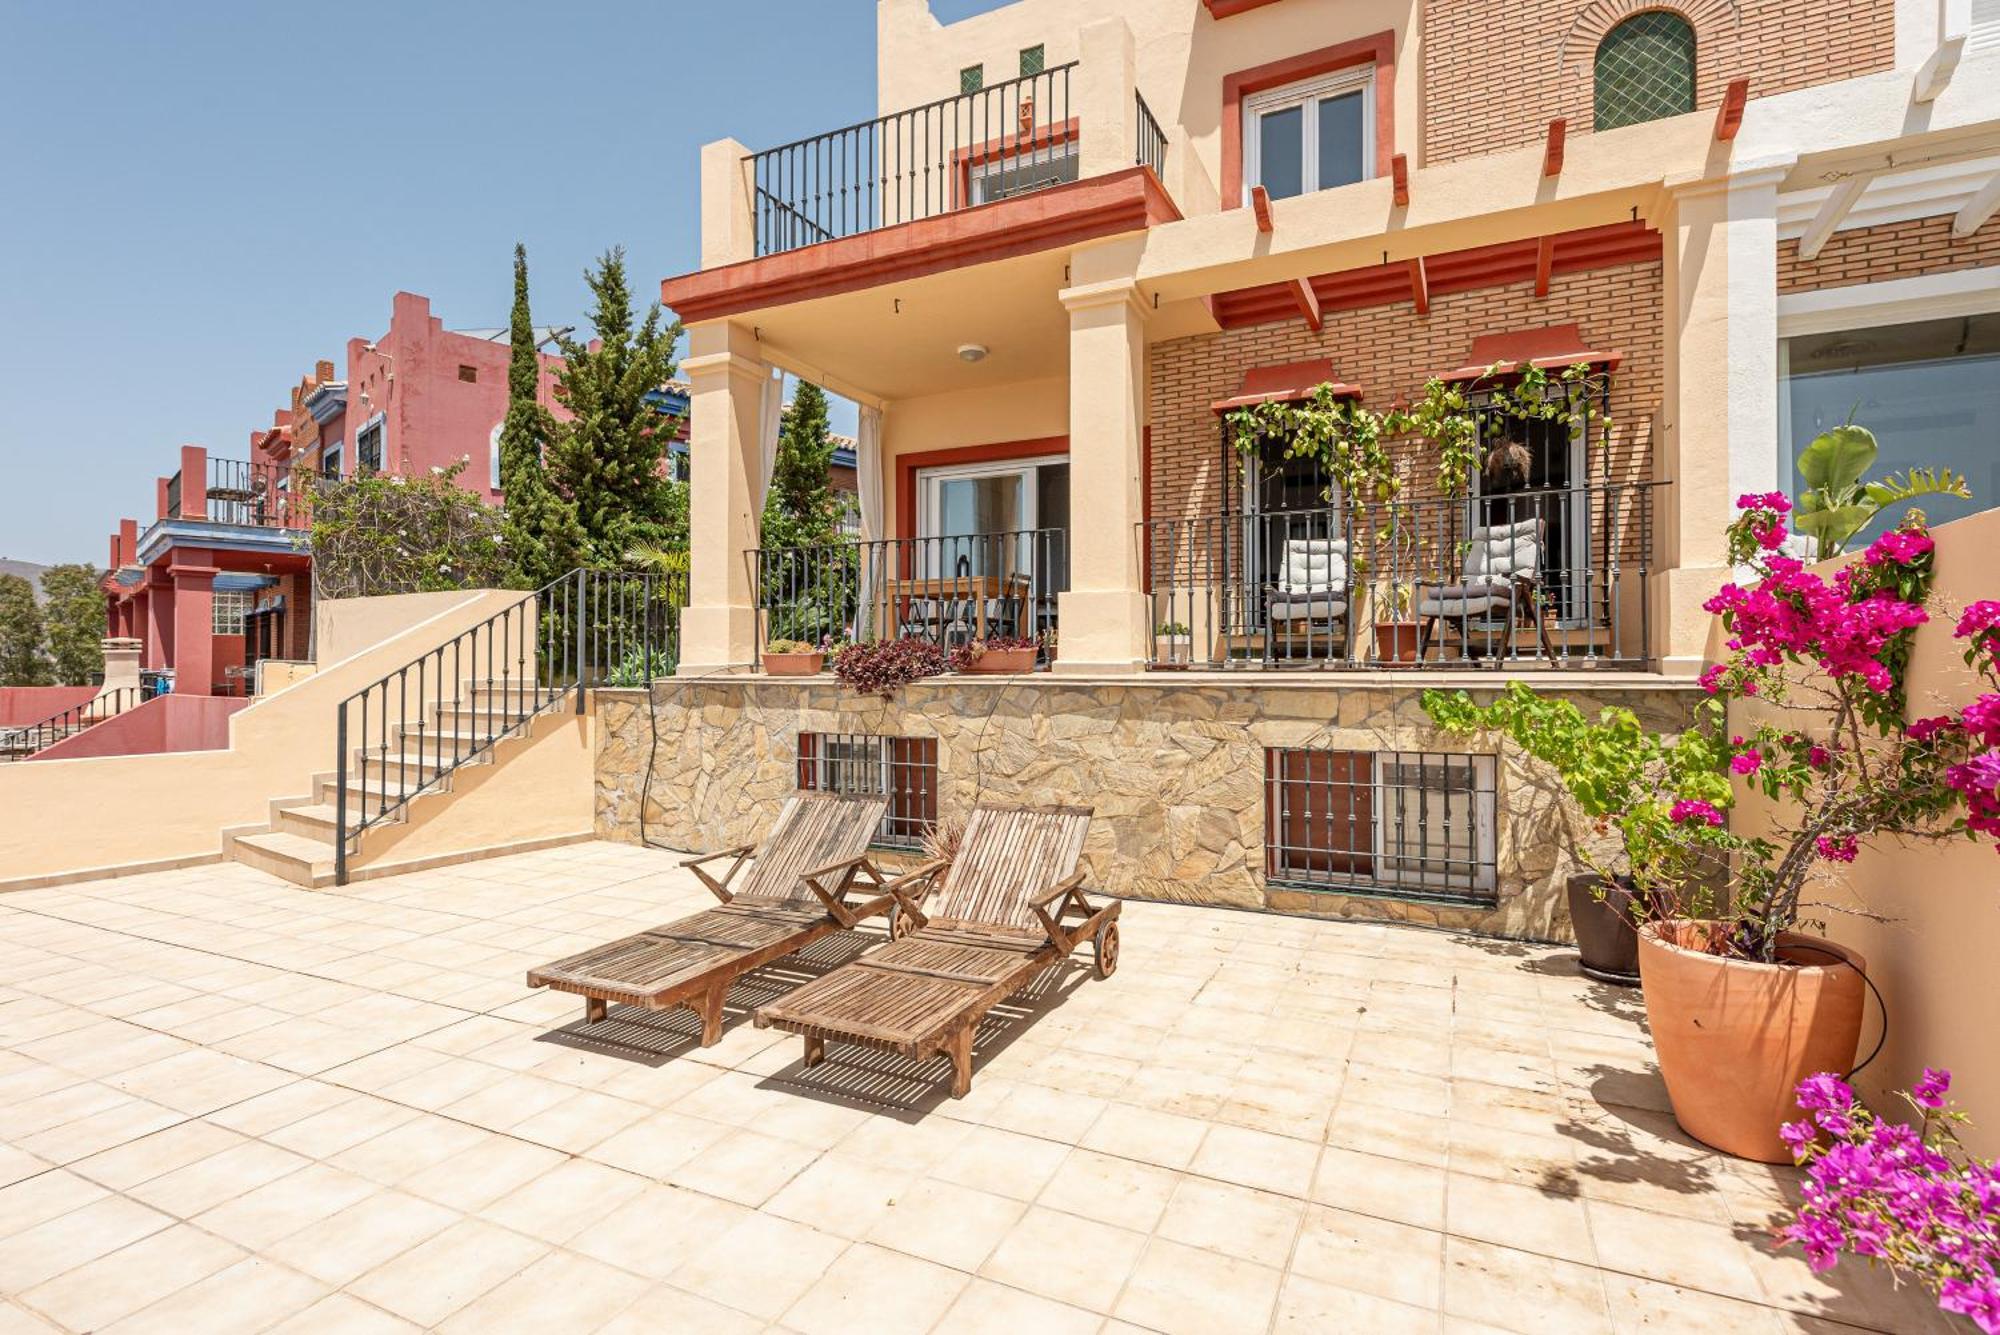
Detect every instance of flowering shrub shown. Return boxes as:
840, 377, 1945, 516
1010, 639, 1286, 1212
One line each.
1698, 492, 1996, 960
1784, 1070, 2000, 1332
831, 638, 947, 699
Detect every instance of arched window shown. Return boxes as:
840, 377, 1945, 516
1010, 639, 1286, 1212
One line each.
1594, 11, 1697, 131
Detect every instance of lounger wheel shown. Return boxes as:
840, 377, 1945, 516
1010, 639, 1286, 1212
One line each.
1092, 921, 1120, 979
888, 905, 918, 940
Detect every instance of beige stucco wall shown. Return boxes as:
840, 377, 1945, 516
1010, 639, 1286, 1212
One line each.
595, 674, 1700, 941
0, 590, 522, 888
314, 590, 482, 666
1728, 509, 2000, 1156
351, 708, 596, 869
875, 0, 1419, 211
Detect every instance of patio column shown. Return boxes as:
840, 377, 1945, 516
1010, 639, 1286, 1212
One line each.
678, 321, 768, 674
169, 561, 218, 695
1056, 277, 1151, 673
1655, 163, 1789, 676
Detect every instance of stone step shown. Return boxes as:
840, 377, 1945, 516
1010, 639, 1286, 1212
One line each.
229, 830, 335, 888
272, 803, 348, 841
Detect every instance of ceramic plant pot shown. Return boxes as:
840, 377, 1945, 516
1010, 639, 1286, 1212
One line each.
1566, 872, 1641, 986
1638, 922, 1866, 1163
961, 646, 1038, 674
1373, 620, 1422, 664
761, 651, 824, 677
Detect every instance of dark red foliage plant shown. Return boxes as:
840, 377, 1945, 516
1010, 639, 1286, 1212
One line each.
832, 639, 947, 699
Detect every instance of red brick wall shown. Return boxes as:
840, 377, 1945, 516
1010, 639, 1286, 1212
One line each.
1778, 212, 2000, 294
1422, 0, 1896, 165
1147, 259, 1664, 522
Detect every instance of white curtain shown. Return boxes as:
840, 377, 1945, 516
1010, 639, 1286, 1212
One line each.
753, 369, 784, 516
855, 403, 885, 640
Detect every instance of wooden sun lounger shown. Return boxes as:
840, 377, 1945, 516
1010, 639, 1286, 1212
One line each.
753, 802, 1119, 1097
526, 792, 946, 1046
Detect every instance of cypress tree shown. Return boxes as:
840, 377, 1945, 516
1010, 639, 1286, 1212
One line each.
496, 243, 583, 587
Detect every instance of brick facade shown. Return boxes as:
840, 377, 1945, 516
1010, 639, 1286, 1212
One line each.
1147, 259, 1664, 523
1422, 0, 1896, 166
1778, 212, 2000, 294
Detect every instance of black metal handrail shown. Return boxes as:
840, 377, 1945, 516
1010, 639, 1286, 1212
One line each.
333, 567, 686, 883
1142, 482, 1663, 670
0, 687, 142, 762
747, 62, 1077, 256
753, 529, 1068, 665
1136, 90, 1167, 180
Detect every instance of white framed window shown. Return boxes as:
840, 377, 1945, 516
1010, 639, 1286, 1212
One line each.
1242, 65, 1374, 204
356, 415, 385, 472
1373, 752, 1498, 895
321, 440, 342, 479
969, 142, 1080, 205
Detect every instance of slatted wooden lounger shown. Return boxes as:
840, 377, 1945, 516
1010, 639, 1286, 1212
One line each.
753, 802, 1119, 1097
526, 792, 946, 1046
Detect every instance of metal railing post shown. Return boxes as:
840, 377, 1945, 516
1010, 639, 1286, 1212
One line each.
574, 567, 589, 712
334, 703, 348, 886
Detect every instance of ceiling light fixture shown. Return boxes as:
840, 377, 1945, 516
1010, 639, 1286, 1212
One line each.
957, 343, 989, 363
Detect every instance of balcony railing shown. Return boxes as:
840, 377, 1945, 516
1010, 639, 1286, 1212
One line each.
165, 458, 311, 530
748, 63, 1079, 257
1136, 90, 1166, 181
1141, 482, 1661, 671
753, 529, 1068, 667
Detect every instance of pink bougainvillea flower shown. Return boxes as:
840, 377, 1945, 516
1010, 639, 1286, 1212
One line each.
1669, 799, 1724, 827
1815, 834, 1859, 863
1737, 491, 1792, 515
1731, 749, 1763, 776
1864, 529, 1934, 566
1955, 600, 2000, 641
1808, 745, 1831, 768
1909, 715, 1960, 743
1913, 1068, 1952, 1110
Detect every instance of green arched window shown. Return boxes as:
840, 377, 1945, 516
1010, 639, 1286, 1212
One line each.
1594, 11, 1697, 130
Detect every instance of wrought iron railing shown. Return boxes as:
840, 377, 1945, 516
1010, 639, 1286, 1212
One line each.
748, 63, 1077, 256
333, 568, 686, 883
1142, 482, 1661, 670
753, 529, 1067, 665
1136, 90, 1167, 180
0, 687, 142, 762
163, 458, 311, 530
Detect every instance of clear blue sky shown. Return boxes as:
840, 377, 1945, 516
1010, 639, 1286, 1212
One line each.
0, 0, 1006, 565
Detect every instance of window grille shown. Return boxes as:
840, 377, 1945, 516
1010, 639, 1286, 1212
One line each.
797, 732, 938, 849
356, 421, 384, 473
960, 64, 984, 94
1263, 748, 1497, 903
1594, 11, 1696, 131
1019, 44, 1045, 77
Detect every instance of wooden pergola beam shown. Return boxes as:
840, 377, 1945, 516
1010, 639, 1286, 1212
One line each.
1391, 154, 1409, 207
1954, 169, 2000, 239
1714, 78, 1749, 141
1799, 174, 1873, 261
1251, 185, 1273, 233
1290, 276, 1322, 331
1534, 235, 1556, 298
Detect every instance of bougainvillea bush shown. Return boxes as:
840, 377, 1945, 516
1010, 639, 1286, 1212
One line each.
1695, 493, 1997, 961
1785, 1069, 2000, 1332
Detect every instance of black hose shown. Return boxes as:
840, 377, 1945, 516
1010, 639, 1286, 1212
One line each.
1780, 940, 1889, 1079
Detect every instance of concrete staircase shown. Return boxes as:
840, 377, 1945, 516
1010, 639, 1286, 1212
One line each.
226, 681, 569, 888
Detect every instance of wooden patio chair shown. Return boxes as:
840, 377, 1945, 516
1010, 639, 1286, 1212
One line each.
754, 801, 1118, 1098
526, 792, 947, 1046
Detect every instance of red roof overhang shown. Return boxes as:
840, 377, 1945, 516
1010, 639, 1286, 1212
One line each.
1209, 221, 1660, 329
1210, 359, 1362, 413
661, 166, 1180, 324
1436, 323, 1621, 382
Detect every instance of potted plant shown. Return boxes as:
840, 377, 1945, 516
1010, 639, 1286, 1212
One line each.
1154, 621, 1191, 667
1631, 490, 1996, 1162
1372, 582, 1421, 664
948, 635, 1039, 674
1423, 682, 1733, 985
761, 637, 825, 676
832, 638, 947, 699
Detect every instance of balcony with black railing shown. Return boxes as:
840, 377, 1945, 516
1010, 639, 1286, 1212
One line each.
746, 63, 1171, 258
162, 457, 312, 531
753, 530, 1068, 668
1141, 483, 1662, 671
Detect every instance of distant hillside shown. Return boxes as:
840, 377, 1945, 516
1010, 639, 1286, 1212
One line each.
0, 559, 51, 601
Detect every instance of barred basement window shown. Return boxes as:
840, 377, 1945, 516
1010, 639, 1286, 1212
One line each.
797, 732, 938, 849
1594, 11, 1696, 131
1263, 749, 1497, 902
212, 588, 254, 636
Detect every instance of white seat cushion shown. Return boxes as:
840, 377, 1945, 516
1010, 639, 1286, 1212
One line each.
1277, 537, 1349, 596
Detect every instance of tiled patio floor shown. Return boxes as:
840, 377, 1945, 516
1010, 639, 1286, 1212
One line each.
0, 842, 1957, 1334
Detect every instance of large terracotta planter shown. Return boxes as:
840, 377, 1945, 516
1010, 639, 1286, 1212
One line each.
1373, 620, 1421, 664
1637, 922, 1867, 1163
961, 647, 1038, 674
1566, 873, 1640, 986
761, 650, 823, 677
